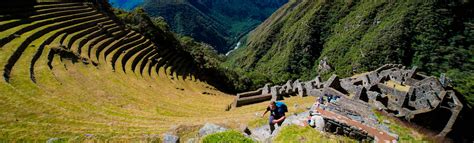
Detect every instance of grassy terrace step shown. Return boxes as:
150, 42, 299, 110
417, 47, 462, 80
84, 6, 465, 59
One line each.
155, 54, 174, 75
30, 33, 66, 82
87, 25, 127, 60
0, 8, 96, 47
149, 51, 178, 77
149, 61, 161, 80
83, 34, 109, 58
132, 49, 156, 75
89, 23, 118, 47
0, 2, 86, 19
110, 28, 128, 39
117, 40, 153, 73
106, 25, 122, 34
139, 52, 159, 76
93, 30, 134, 63
130, 47, 155, 73
125, 44, 158, 73
106, 34, 147, 62
0, 7, 95, 40
165, 55, 185, 78
65, 26, 99, 49
50, 20, 113, 50
0, 5, 90, 31
108, 37, 149, 71
144, 57, 158, 79
91, 31, 131, 62
163, 56, 182, 79
138, 51, 157, 77
99, 32, 141, 62
125, 45, 155, 74
179, 59, 194, 80
154, 48, 176, 71
123, 43, 154, 73
81, 34, 106, 58
74, 21, 115, 54
2, 13, 105, 82
29, 17, 109, 82
0, 2, 84, 12
174, 57, 191, 80
26, 16, 108, 82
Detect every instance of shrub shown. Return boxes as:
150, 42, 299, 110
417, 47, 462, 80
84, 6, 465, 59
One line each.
202, 130, 254, 143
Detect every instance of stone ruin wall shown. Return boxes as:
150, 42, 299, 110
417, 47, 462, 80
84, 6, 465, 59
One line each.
234, 64, 463, 137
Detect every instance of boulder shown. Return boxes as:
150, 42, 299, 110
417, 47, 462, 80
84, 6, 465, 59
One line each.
198, 123, 228, 137
46, 138, 60, 143
250, 125, 272, 142
186, 138, 197, 143
162, 133, 179, 143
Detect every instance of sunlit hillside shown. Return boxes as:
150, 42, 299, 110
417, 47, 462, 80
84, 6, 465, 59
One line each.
0, 1, 315, 141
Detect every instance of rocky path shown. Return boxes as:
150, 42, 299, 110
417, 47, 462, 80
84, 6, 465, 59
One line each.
316, 108, 397, 143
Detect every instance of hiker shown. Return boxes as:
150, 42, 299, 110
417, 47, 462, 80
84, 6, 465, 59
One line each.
262, 101, 287, 134
316, 96, 324, 108
308, 110, 325, 131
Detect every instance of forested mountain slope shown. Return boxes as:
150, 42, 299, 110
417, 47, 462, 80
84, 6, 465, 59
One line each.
226, 0, 474, 105
142, 0, 288, 53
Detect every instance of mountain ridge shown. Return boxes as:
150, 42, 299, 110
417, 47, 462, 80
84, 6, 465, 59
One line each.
142, 0, 288, 53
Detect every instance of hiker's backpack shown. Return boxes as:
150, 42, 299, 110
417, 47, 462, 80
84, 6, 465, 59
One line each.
275, 101, 288, 113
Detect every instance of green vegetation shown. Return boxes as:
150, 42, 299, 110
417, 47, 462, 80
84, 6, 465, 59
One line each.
202, 130, 254, 143
179, 36, 252, 92
142, 0, 287, 53
274, 125, 355, 143
226, 0, 474, 106
112, 8, 251, 93
247, 118, 267, 129
373, 112, 433, 142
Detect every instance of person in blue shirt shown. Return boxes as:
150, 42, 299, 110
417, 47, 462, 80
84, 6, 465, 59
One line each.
262, 101, 287, 134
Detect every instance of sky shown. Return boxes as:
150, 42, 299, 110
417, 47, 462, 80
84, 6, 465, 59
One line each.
108, 0, 144, 11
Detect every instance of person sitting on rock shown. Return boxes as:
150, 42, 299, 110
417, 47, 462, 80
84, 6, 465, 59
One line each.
308, 110, 325, 131
262, 101, 287, 134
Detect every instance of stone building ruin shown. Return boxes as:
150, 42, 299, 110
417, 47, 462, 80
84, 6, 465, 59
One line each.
233, 64, 463, 137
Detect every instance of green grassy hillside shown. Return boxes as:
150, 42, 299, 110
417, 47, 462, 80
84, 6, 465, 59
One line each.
226, 0, 474, 106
